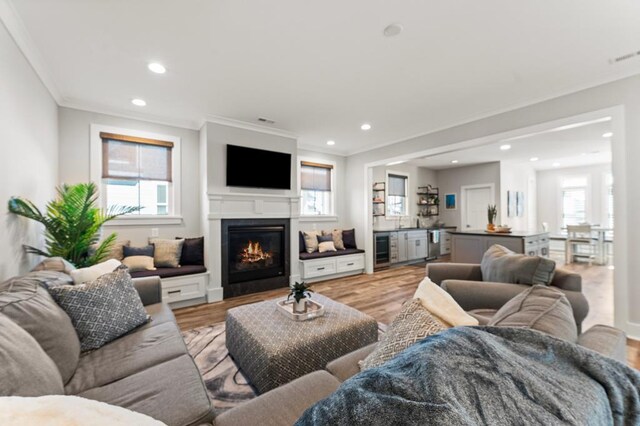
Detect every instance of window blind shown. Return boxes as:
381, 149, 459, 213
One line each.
300, 162, 332, 191
101, 132, 173, 182
562, 188, 586, 227
388, 174, 407, 197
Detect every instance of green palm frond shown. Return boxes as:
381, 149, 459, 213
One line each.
7, 182, 141, 267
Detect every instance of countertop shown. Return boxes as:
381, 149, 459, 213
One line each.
373, 226, 457, 233
448, 229, 549, 238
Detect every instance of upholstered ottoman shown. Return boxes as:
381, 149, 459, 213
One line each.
226, 293, 378, 393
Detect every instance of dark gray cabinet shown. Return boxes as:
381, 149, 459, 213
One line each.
450, 231, 550, 264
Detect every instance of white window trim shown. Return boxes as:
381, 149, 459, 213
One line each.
90, 124, 182, 226
557, 173, 591, 233
297, 156, 337, 220
385, 170, 410, 218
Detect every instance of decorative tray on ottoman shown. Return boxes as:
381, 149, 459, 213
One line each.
276, 298, 325, 321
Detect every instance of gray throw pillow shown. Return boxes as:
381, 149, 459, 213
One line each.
48, 266, 149, 351
481, 244, 556, 285
488, 285, 578, 342
360, 299, 446, 370
123, 244, 154, 258
0, 314, 64, 396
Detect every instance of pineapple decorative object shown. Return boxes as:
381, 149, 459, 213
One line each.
487, 204, 498, 231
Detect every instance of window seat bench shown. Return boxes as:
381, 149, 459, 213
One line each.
130, 265, 208, 308
299, 249, 365, 282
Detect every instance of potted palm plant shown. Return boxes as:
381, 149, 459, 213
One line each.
487, 204, 498, 231
287, 281, 314, 313
7, 182, 140, 267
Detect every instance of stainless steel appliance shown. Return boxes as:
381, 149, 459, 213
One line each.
374, 232, 391, 269
427, 229, 441, 260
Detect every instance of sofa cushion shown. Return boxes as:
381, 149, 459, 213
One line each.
360, 299, 446, 370
488, 285, 578, 342
142, 303, 177, 328
215, 371, 340, 426
150, 238, 184, 268
0, 273, 80, 384
326, 343, 378, 382
481, 244, 556, 285
467, 309, 498, 325
129, 264, 207, 279
299, 248, 365, 260
65, 322, 187, 395
49, 267, 149, 351
70, 259, 121, 284
31, 257, 76, 275
79, 354, 215, 426
0, 314, 64, 396
176, 236, 204, 265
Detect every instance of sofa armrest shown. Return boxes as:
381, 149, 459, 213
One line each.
426, 263, 483, 285
326, 343, 378, 382
551, 268, 582, 292
132, 276, 162, 306
578, 325, 627, 363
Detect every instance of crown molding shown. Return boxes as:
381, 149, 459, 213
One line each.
0, 0, 62, 103
202, 114, 297, 139
297, 142, 348, 157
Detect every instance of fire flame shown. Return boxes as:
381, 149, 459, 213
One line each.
241, 241, 272, 264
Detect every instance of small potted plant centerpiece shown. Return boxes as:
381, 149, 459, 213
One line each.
288, 281, 313, 313
487, 204, 498, 231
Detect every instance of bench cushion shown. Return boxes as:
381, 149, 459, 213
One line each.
129, 265, 206, 279
299, 248, 364, 260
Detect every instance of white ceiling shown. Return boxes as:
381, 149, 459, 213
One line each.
407, 119, 612, 170
5, 0, 640, 155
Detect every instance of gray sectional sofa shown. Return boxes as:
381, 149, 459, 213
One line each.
0, 270, 215, 426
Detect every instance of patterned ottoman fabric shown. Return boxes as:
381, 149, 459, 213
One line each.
226, 294, 378, 393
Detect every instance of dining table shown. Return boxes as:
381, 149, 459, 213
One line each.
563, 226, 613, 265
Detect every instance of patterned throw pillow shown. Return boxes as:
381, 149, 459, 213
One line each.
150, 238, 184, 268
48, 267, 148, 351
360, 299, 446, 370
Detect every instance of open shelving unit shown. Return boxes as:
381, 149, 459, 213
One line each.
417, 185, 439, 217
372, 181, 386, 217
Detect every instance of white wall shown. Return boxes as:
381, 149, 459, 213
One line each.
58, 107, 202, 246
0, 21, 58, 279
370, 163, 438, 230
435, 162, 501, 230
500, 162, 537, 231
536, 163, 612, 235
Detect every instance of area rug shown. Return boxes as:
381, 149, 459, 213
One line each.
182, 322, 386, 413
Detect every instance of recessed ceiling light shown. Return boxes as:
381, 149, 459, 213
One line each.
553, 162, 561, 167
326, 140, 335, 146
148, 62, 166, 74
500, 144, 511, 151
451, 160, 459, 164
530, 157, 539, 162
602, 132, 613, 138
361, 123, 372, 131
131, 98, 146, 107
383, 23, 403, 37
386, 160, 405, 166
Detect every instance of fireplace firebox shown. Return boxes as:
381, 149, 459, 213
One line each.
221, 219, 290, 298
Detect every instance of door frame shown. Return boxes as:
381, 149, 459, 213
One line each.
460, 183, 496, 230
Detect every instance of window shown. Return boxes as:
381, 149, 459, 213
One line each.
300, 161, 333, 216
561, 176, 587, 229
101, 132, 173, 215
387, 173, 408, 216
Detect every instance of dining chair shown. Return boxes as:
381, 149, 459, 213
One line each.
565, 224, 597, 265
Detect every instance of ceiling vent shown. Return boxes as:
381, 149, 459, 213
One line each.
610, 50, 640, 64
258, 117, 275, 124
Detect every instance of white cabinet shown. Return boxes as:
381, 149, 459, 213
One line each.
440, 230, 452, 255
161, 273, 208, 307
397, 231, 408, 262
408, 237, 428, 260
300, 253, 365, 282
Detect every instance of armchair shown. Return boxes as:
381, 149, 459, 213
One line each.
426, 263, 589, 332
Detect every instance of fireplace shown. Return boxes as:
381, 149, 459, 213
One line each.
221, 218, 290, 298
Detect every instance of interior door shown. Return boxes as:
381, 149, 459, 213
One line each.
464, 186, 493, 230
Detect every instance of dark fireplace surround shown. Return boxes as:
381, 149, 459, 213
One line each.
221, 218, 290, 298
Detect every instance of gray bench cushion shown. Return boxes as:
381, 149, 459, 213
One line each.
65, 322, 188, 395
299, 248, 364, 260
0, 314, 64, 396
79, 354, 214, 426
215, 371, 340, 426
129, 264, 206, 279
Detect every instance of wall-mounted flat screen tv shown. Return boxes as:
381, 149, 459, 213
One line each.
226, 144, 291, 190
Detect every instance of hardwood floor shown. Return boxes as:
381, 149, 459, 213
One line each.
173, 262, 639, 369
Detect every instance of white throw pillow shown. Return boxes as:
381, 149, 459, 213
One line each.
70, 259, 121, 284
318, 241, 337, 253
122, 256, 156, 272
0, 395, 166, 426
413, 277, 479, 327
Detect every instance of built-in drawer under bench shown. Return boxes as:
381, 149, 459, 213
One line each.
161, 272, 208, 308
300, 253, 365, 282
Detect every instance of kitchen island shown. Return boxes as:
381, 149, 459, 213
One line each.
448, 230, 550, 263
